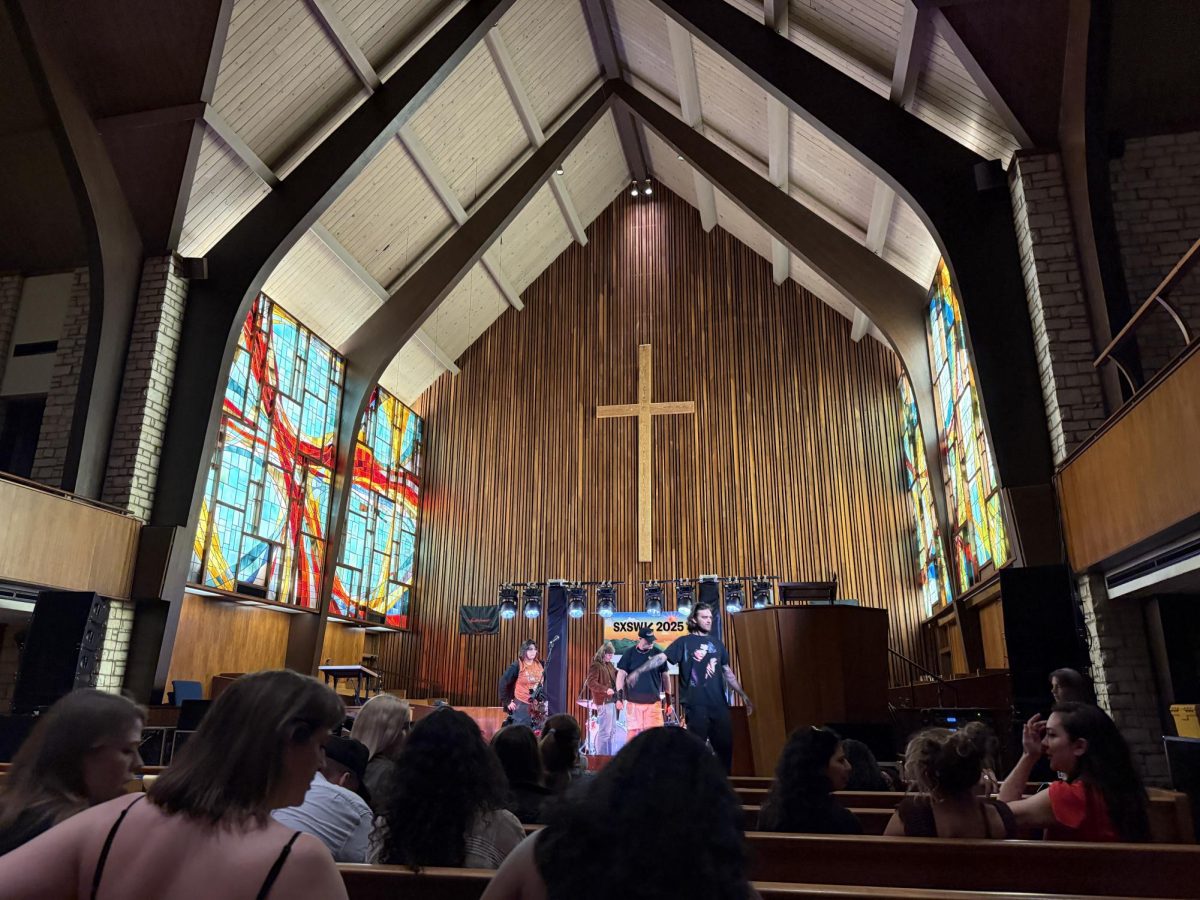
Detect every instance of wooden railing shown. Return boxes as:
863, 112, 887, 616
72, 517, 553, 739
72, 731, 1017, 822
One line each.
1094, 234, 1199, 396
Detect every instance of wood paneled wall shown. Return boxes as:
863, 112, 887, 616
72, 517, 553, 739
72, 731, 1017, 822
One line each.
1058, 341, 1200, 570
320, 620, 367, 667
0, 475, 140, 598
164, 592, 291, 696
379, 188, 932, 708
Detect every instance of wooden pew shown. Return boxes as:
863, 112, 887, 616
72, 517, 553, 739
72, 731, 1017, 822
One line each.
335, 865, 1149, 900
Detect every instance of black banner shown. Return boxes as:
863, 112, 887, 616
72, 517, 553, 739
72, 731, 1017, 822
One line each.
459, 605, 500, 635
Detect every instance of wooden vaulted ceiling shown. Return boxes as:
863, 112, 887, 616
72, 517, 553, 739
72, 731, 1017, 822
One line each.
173, 0, 1026, 402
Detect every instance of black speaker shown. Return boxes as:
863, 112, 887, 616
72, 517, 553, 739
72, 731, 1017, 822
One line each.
12, 591, 110, 714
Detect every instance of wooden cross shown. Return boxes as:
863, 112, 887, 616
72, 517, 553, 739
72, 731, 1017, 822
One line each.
597, 344, 695, 562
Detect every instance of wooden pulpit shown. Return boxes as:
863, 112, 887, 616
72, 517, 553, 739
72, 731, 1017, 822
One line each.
732, 605, 889, 775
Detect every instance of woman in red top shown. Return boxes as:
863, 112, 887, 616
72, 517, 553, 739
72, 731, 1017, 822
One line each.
999, 701, 1149, 842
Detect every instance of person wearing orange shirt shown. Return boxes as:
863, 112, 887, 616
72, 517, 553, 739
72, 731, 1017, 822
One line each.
499, 640, 545, 729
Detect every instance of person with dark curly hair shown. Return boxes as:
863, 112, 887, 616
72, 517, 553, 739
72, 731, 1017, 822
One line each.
480, 727, 756, 900
0, 689, 144, 856
372, 708, 524, 869
999, 702, 1149, 842
885, 727, 1015, 838
841, 738, 892, 792
499, 640, 545, 728
758, 725, 861, 834
491, 725, 553, 824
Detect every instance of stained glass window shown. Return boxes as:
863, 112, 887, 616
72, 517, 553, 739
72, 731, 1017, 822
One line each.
899, 376, 948, 615
191, 295, 343, 608
927, 259, 1010, 593
331, 387, 422, 628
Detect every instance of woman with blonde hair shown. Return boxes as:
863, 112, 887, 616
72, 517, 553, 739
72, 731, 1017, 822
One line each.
885, 726, 1015, 838
584, 642, 618, 755
0, 670, 348, 899
349, 693, 411, 813
0, 689, 145, 856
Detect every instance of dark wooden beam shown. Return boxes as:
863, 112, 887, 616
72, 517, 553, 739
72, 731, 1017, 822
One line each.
133, 0, 519, 702
306, 82, 619, 670
613, 80, 953, 553
9, 0, 144, 498
580, 0, 647, 181
644, 0, 1056, 556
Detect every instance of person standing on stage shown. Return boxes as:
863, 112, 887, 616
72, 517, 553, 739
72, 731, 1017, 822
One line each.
584, 642, 618, 755
615, 626, 669, 742
499, 639, 545, 728
628, 603, 753, 773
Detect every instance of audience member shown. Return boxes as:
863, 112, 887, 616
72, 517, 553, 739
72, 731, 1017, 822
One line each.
759, 726, 862, 835
272, 735, 373, 862
1000, 702, 1149, 842
0, 670, 348, 899
961, 720, 1001, 795
349, 693, 411, 814
842, 738, 893, 792
539, 714, 586, 793
482, 727, 755, 900
373, 708, 523, 869
886, 727, 1015, 839
491, 725, 553, 824
1050, 668, 1094, 705
0, 690, 144, 856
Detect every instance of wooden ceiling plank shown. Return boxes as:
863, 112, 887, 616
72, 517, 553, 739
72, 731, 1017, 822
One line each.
485, 27, 588, 245
850, 307, 871, 343
765, 1, 790, 285
665, 17, 717, 231
399, 124, 523, 309
928, 6, 1033, 149
306, 0, 382, 91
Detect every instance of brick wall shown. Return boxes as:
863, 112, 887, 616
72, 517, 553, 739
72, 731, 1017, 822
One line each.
1110, 131, 1200, 378
30, 267, 90, 487
0, 274, 22, 389
95, 599, 134, 693
1009, 150, 1169, 783
102, 255, 189, 519
1008, 153, 1108, 463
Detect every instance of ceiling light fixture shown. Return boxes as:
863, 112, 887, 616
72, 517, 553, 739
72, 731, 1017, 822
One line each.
630, 181, 639, 197
643, 179, 652, 196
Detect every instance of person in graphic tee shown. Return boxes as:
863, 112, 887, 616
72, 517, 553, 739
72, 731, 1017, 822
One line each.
627, 603, 752, 772
615, 627, 669, 742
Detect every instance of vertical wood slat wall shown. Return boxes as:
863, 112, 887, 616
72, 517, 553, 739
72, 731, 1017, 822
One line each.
378, 187, 934, 711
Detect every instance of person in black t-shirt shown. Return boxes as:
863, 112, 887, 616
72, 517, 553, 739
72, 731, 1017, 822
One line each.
627, 603, 752, 772
615, 627, 669, 741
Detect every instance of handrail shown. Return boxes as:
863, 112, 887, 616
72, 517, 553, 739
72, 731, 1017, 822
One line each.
0, 469, 139, 519
888, 647, 959, 708
1094, 234, 1200, 373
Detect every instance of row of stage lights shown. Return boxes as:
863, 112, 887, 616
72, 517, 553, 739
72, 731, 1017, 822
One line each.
497, 576, 778, 621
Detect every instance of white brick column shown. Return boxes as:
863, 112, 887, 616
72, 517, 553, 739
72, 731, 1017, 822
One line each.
95, 599, 135, 693
30, 267, 90, 487
1010, 151, 1168, 783
102, 255, 189, 519
0, 274, 22, 389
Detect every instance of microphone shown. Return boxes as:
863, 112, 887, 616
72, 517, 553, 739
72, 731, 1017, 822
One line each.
549, 635, 560, 644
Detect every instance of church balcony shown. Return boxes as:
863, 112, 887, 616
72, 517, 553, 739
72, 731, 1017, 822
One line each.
0, 471, 140, 600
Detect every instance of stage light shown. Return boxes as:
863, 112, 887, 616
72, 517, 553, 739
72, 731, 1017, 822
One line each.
675, 581, 695, 617
567, 585, 587, 619
643, 179, 652, 196
597, 583, 616, 618
723, 578, 745, 614
522, 584, 543, 619
630, 181, 639, 197
498, 584, 518, 620
752, 579, 773, 609
676, 153, 684, 161
556, 165, 565, 175
643, 581, 663, 616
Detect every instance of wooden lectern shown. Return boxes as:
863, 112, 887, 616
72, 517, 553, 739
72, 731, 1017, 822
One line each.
732, 605, 889, 775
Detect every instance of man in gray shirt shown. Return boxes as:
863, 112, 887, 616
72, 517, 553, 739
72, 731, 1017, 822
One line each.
273, 735, 374, 862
